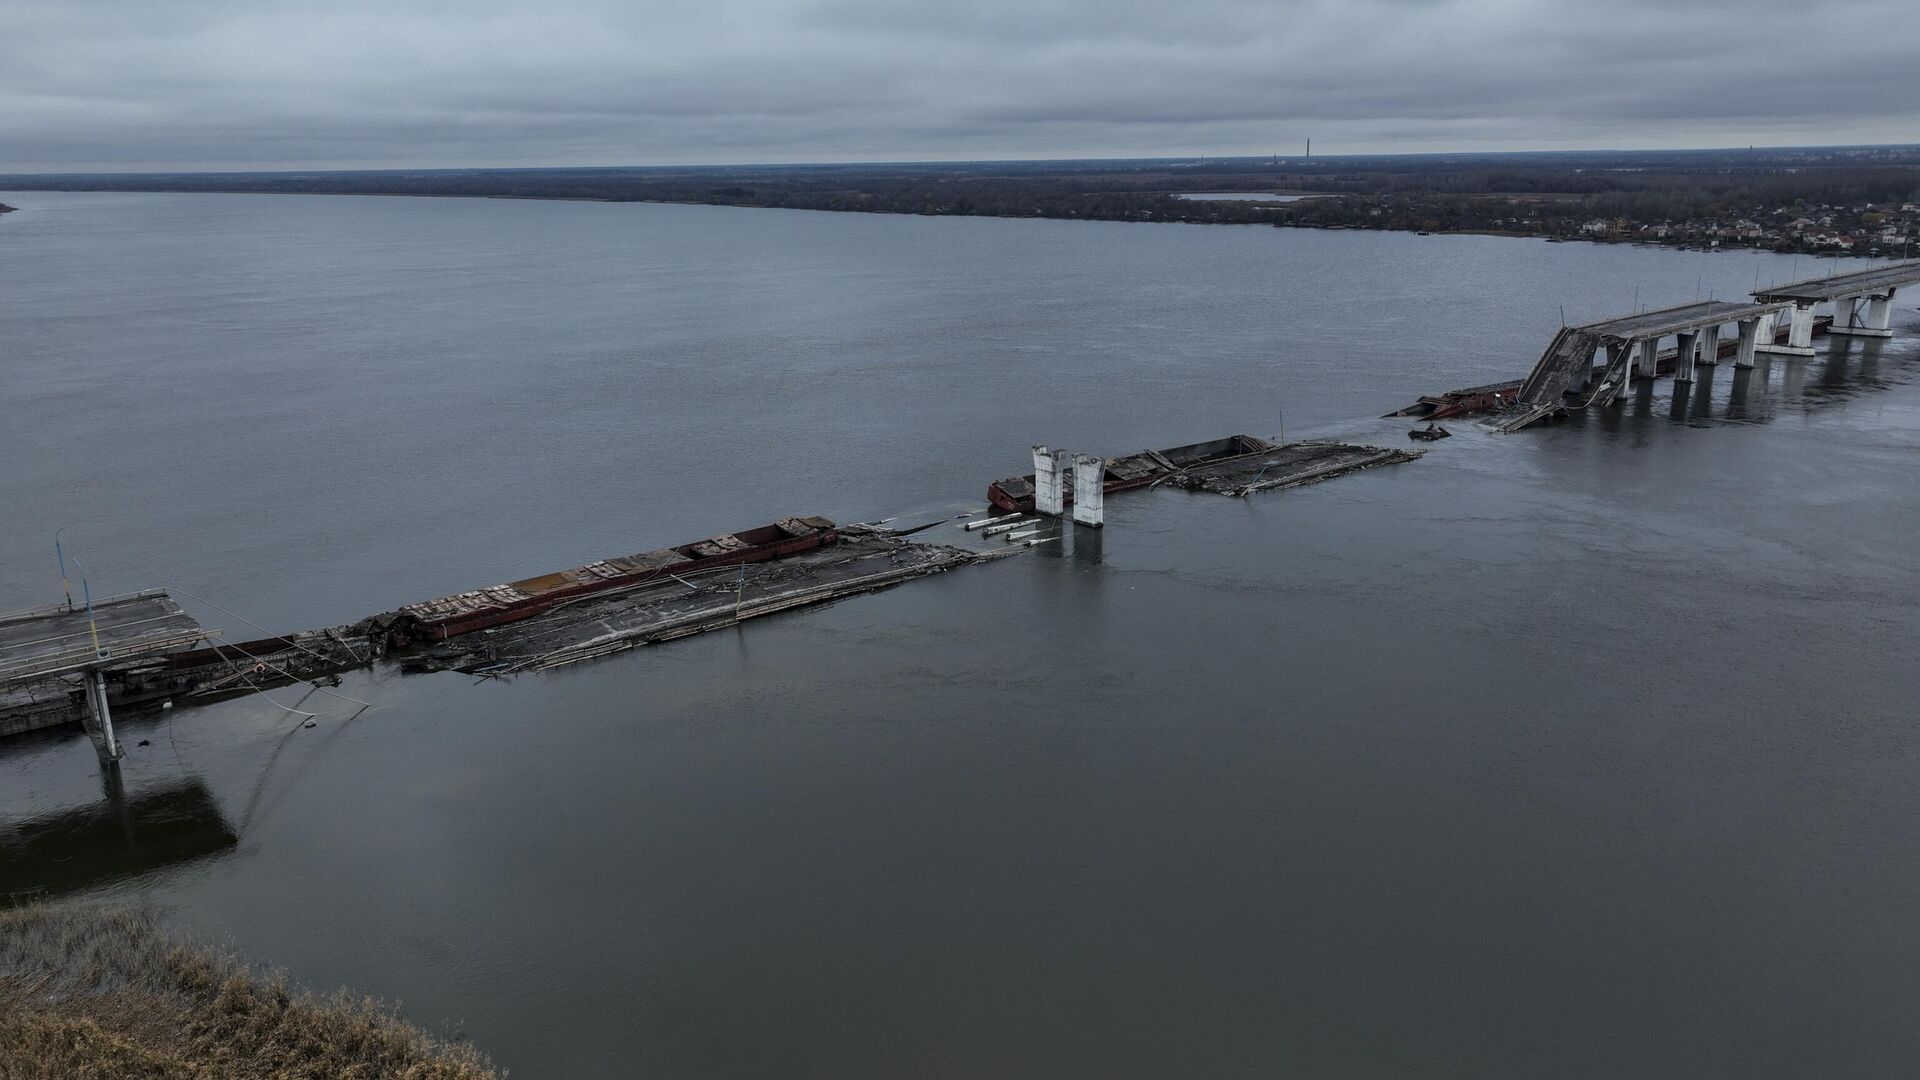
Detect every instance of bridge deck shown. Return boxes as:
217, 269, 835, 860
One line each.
1754, 260, 1920, 302
1496, 300, 1786, 432
1576, 300, 1784, 343
0, 590, 209, 683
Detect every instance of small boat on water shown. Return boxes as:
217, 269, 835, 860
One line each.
987, 435, 1274, 513
383, 516, 838, 646
1409, 423, 1452, 441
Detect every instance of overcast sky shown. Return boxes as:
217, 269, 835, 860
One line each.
4, 0, 1916, 171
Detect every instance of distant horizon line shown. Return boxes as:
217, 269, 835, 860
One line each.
5, 142, 1920, 178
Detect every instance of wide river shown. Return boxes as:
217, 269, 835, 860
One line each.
3, 192, 1917, 1078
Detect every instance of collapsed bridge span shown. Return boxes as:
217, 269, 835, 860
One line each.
1493, 300, 1788, 432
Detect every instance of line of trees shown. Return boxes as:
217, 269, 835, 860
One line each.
5, 153, 1916, 242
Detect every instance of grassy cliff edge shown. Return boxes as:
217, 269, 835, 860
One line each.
0, 904, 500, 1079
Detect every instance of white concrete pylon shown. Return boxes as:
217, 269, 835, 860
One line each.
1758, 302, 1818, 356
1866, 291, 1895, 332
1697, 324, 1722, 367
1830, 290, 1895, 337
1636, 337, 1661, 381
1032, 445, 1067, 517
1735, 317, 1760, 368
1673, 332, 1698, 382
1071, 455, 1105, 527
1833, 295, 1858, 332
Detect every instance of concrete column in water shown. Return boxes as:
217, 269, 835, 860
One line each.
81, 668, 122, 763
1697, 324, 1722, 367
1828, 295, 1860, 334
1070, 454, 1105, 527
1839, 290, 1897, 337
1033, 445, 1067, 517
1672, 331, 1698, 383
1759, 302, 1818, 355
1868, 290, 1895, 332
1734, 317, 1760, 368
1633, 336, 1659, 381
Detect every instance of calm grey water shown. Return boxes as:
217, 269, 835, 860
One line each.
3, 192, 1918, 1079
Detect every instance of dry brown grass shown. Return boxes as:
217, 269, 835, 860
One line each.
0, 904, 501, 1079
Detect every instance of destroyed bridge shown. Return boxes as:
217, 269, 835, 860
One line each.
1495, 260, 1920, 432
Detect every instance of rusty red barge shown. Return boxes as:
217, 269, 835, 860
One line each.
987, 436, 1274, 513
383, 516, 838, 647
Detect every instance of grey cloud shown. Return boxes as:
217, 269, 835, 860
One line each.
1, 0, 1915, 170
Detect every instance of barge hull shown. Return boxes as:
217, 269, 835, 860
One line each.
405, 531, 993, 675
987, 435, 1273, 513
387, 516, 839, 646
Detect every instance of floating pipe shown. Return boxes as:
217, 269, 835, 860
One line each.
981, 519, 1033, 537
964, 514, 1023, 532
1006, 529, 1043, 541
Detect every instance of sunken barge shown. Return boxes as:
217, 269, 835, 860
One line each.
3, 433, 1418, 750
988, 435, 1275, 512
402, 525, 992, 675
988, 434, 1420, 509
2, 516, 987, 742
380, 516, 839, 647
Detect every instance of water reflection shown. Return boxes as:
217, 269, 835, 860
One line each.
1016, 517, 1068, 560
1821, 349, 1849, 387
1631, 377, 1656, 419
0, 776, 237, 903
1634, 333, 1920, 429
1668, 378, 1691, 420
1069, 522, 1104, 565
1795, 339, 1902, 414
1689, 366, 1717, 422
1782, 356, 1808, 398
1726, 366, 1758, 421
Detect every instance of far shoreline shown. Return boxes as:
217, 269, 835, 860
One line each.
5, 147, 1913, 257
0, 185, 1874, 257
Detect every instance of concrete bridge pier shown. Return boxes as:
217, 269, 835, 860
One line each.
1672, 331, 1698, 383
1696, 325, 1723, 368
1070, 455, 1105, 527
1867, 292, 1895, 334
1832, 295, 1859, 333
1757, 301, 1819, 356
1033, 445, 1067, 516
1828, 290, 1896, 337
1734, 317, 1761, 368
1634, 337, 1661, 381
